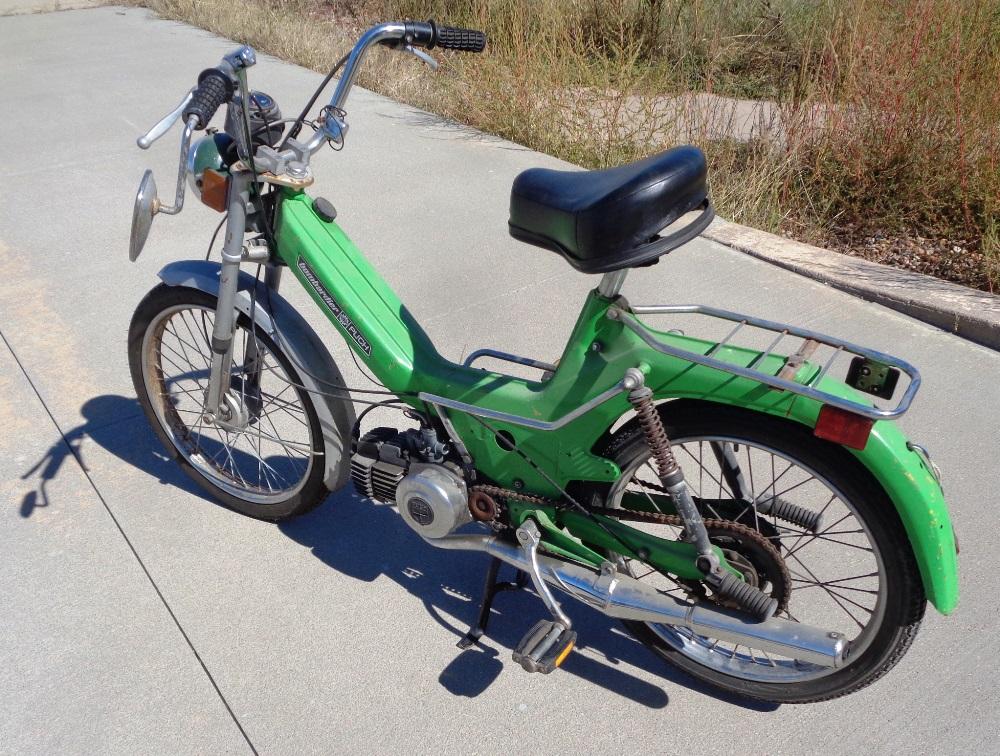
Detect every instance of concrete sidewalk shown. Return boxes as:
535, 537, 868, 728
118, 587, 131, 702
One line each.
1, 6, 997, 754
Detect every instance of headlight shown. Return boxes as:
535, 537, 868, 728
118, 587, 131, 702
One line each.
186, 132, 235, 198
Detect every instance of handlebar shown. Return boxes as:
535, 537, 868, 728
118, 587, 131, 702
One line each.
137, 46, 255, 152
303, 19, 487, 153
137, 21, 486, 162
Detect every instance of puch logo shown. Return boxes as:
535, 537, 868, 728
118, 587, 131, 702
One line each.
297, 258, 372, 356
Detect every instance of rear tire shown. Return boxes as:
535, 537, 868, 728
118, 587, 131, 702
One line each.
597, 400, 926, 703
128, 284, 331, 521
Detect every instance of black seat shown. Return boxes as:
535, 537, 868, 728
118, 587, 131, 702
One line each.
508, 145, 713, 274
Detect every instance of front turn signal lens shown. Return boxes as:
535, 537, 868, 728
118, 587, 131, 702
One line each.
200, 168, 229, 213
813, 405, 874, 450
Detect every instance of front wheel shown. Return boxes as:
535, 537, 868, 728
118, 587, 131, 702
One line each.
128, 284, 330, 520
597, 401, 926, 703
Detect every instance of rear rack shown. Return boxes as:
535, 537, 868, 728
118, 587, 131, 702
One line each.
608, 304, 921, 421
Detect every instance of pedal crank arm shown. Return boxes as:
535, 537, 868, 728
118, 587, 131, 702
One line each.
516, 520, 572, 629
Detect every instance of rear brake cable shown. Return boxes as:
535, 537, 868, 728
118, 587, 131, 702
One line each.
226, 67, 416, 409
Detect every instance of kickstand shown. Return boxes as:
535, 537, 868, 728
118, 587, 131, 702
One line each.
457, 556, 528, 649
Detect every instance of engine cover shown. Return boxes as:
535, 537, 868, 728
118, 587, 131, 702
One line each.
395, 464, 470, 540
350, 426, 454, 506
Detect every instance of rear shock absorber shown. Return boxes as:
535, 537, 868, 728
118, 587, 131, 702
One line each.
623, 368, 778, 621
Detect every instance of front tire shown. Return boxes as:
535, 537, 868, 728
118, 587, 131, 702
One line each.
128, 284, 331, 520
597, 400, 926, 703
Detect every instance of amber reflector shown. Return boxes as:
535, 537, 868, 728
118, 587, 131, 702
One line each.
554, 640, 574, 668
813, 405, 874, 450
200, 168, 229, 213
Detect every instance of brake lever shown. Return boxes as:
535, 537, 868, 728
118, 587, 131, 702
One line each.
137, 88, 196, 149
401, 44, 439, 71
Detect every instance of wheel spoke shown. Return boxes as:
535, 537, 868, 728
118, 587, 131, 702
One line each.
173, 315, 212, 370
791, 578, 879, 597
768, 473, 818, 501
678, 444, 736, 500
787, 551, 868, 629
256, 400, 309, 429
792, 578, 876, 613
146, 306, 314, 502
606, 426, 889, 684
156, 345, 208, 391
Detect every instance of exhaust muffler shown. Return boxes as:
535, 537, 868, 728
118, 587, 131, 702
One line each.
433, 533, 846, 668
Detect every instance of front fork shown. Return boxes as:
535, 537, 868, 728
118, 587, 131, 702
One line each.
203, 170, 277, 423
203, 172, 250, 420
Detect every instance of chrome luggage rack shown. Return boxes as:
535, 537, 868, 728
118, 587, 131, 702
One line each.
608, 304, 921, 421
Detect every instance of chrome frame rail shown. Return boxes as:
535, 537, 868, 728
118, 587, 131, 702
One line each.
419, 380, 628, 432
612, 304, 921, 421
462, 348, 558, 374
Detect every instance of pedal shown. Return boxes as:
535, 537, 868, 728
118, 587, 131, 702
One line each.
512, 620, 576, 674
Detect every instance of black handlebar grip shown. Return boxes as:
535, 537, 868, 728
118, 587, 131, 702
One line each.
183, 68, 233, 130
434, 25, 487, 52
400, 20, 487, 53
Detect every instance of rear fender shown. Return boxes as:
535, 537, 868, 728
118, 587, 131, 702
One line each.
157, 260, 356, 490
643, 356, 959, 615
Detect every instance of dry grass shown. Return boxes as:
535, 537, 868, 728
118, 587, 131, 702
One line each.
142, 0, 1000, 291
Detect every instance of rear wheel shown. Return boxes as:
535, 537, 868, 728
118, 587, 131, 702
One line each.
597, 401, 926, 703
128, 284, 329, 520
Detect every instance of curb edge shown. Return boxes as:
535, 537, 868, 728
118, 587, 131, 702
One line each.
703, 219, 1000, 351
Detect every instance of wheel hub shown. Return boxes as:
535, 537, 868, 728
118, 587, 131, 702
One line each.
206, 392, 251, 432
705, 523, 791, 613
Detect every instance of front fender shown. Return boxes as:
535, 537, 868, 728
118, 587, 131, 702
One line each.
641, 341, 958, 615
157, 260, 356, 491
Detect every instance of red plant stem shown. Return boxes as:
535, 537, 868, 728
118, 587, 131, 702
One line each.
952, 16, 971, 231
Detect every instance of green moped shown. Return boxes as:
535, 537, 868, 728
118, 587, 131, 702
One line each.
127, 20, 957, 703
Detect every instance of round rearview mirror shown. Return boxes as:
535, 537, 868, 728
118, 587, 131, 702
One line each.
129, 170, 160, 262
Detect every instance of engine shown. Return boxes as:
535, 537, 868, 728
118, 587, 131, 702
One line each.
350, 427, 471, 539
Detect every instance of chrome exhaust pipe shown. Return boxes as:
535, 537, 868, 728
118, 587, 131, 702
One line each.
432, 533, 846, 668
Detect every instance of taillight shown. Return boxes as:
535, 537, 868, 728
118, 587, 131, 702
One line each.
813, 405, 873, 450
